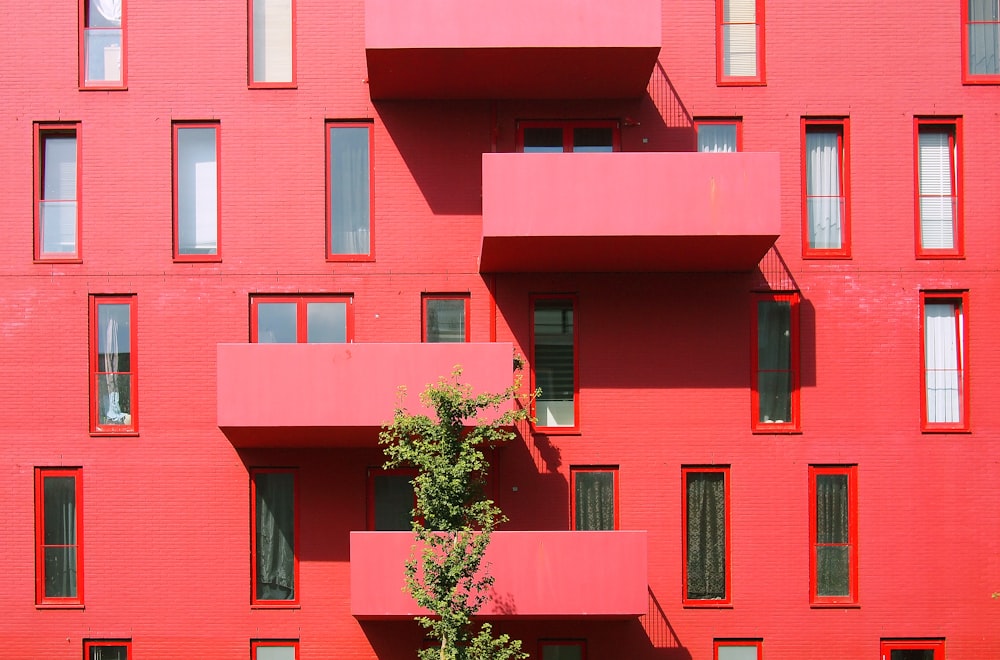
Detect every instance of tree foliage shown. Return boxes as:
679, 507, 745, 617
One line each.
379, 367, 534, 660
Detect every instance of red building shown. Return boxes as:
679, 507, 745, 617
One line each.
2, 0, 998, 658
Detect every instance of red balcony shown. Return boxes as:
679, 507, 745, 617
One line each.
480, 152, 781, 273
351, 530, 648, 619
217, 342, 514, 447
365, 0, 661, 100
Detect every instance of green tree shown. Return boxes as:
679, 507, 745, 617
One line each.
379, 367, 534, 660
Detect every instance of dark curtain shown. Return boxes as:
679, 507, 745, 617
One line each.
43, 476, 77, 598
816, 474, 850, 596
686, 472, 726, 600
574, 471, 615, 530
757, 300, 791, 423
256, 473, 295, 600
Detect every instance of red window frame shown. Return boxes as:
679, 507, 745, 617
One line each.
920, 291, 970, 432
84, 640, 131, 659
570, 466, 620, 531
251, 640, 300, 659
90, 294, 138, 434
914, 118, 963, 258
516, 120, 621, 152
172, 122, 222, 262
326, 121, 374, 262
694, 118, 743, 152
35, 467, 84, 606
530, 294, 579, 434
751, 292, 800, 433
880, 639, 945, 659
248, 0, 297, 88
801, 118, 851, 258
34, 122, 82, 262
714, 640, 762, 659
250, 294, 354, 343
422, 293, 470, 342
539, 640, 586, 660
809, 465, 858, 606
716, 0, 765, 85
251, 469, 299, 607
367, 467, 418, 531
961, 0, 1000, 84
79, 0, 127, 89
682, 466, 731, 606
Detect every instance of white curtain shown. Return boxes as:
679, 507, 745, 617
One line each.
90, 0, 122, 26
723, 0, 758, 77
698, 124, 737, 152
329, 127, 371, 255
918, 131, 956, 250
41, 135, 78, 254
806, 131, 843, 249
925, 303, 962, 423
968, 0, 1000, 75
177, 128, 219, 255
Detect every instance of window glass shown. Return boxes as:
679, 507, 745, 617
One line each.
890, 651, 936, 660
685, 470, 727, 601
573, 469, 616, 531
306, 301, 347, 343
967, 0, 1000, 76
372, 472, 416, 531
256, 645, 297, 660
42, 476, 78, 598
917, 128, 957, 251
425, 298, 467, 343
721, 0, 759, 78
815, 473, 850, 596
697, 123, 738, 152
717, 645, 759, 660
572, 127, 613, 152
176, 126, 219, 257
329, 125, 371, 257
39, 131, 78, 257
257, 302, 297, 343
805, 126, 846, 252
756, 299, 791, 424
252, 0, 294, 84
922, 296, 966, 428
533, 298, 575, 428
87, 644, 129, 660
83, 0, 124, 86
254, 472, 295, 602
94, 299, 134, 431
540, 643, 584, 660
523, 128, 564, 152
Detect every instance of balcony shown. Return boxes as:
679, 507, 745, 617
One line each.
480, 151, 781, 273
365, 0, 661, 100
217, 342, 514, 447
351, 530, 648, 619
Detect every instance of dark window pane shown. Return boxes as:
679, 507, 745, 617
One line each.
816, 475, 849, 543
523, 127, 564, 152
374, 474, 415, 531
573, 127, 613, 152
426, 299, 466, 343
574, 471, 615, 530
255, 473, 295, 600
534, 299, 574, 427
686, 472, 726, 599
541, 646, 583, 660
43, 477, 76, 545
90, 645, 129, 660
258, 302, 297, 343
816, 545, 850, 596
44, 547, 77, 598
890, 651, 936, 660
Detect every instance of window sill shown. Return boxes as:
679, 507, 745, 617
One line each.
683, 601, 733, 609
91, 431, 139, 438
249, 83, 298, 90
80, 85, 127, 92
36, 603, 85, 610
327, 255, 375, 263
921, 426, 971, 434
174, 256, 222, 263
751, 427, 801, 435
810, 602, 860, 609
802, 252, 851, 260
532, 427, 581, 436
717, 79, 766, 87
34, 258, 83, 265
251, 602, 301, 610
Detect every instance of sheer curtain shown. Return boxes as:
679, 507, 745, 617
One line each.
41, 135, 78, 254
806, 131, 842, 249
757, 301, 791, 423
44, 476, 77, 598
925, 303, 962, 423
918, 131, 955, 250
329, 127, 370, 255
697, 124, 737, 152
574, 471, 615, 530
969, 0, 1000, 75
686, 472, 726, 599
815, 474, 849, 596
256, 473, 295, 600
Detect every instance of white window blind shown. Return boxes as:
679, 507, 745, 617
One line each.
253, 0, 293, 83
723, 0, 758, 77
918, 131, 955, 250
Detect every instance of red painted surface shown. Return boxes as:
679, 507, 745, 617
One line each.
365, 0, 660, 99
2, 0, 999, 658
350, 531, 648, 619
218, 342, 515, 446
481, 152, 780, 272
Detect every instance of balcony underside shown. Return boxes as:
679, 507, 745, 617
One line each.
480, 152, 781, 273
351, 530, 648, 619
217, 343, 514, 448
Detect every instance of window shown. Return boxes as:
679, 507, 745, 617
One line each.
809, 465, 858, 605
571, 467, 618, 531
696, 119, 742, 152
252, 470, 297, 605
531, 295, 578, 431
250, 0, 295, 86
963, 0, 1000, 82
84, 641, 131, 660
327, 122, 373, 260
252, 640, 299, 660
683, 467, 730, 605
715, 640, 762, 660
921, 292, 969, 431
35, 468, 83, 605
423, 294, 469, 342
539, 641, 585, 660
90, 295, 137, 434
880, 640, 945, 660
717, 0, 764, 84
914, 119, 963, 257
517, 120, 620, 152
751, 292, 800, 432
35, 123, 81, 261
251, 295, 353, 343
368, 468, 417, 531
802, 119, 850, 257
173, 123, 220, 260
80, 0, 125, 88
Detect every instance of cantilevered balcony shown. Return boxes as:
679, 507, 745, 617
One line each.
350, 530, 648, 619
217, 342, 514, 447
365, 0, 661, 100
480, 152, 781, 273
